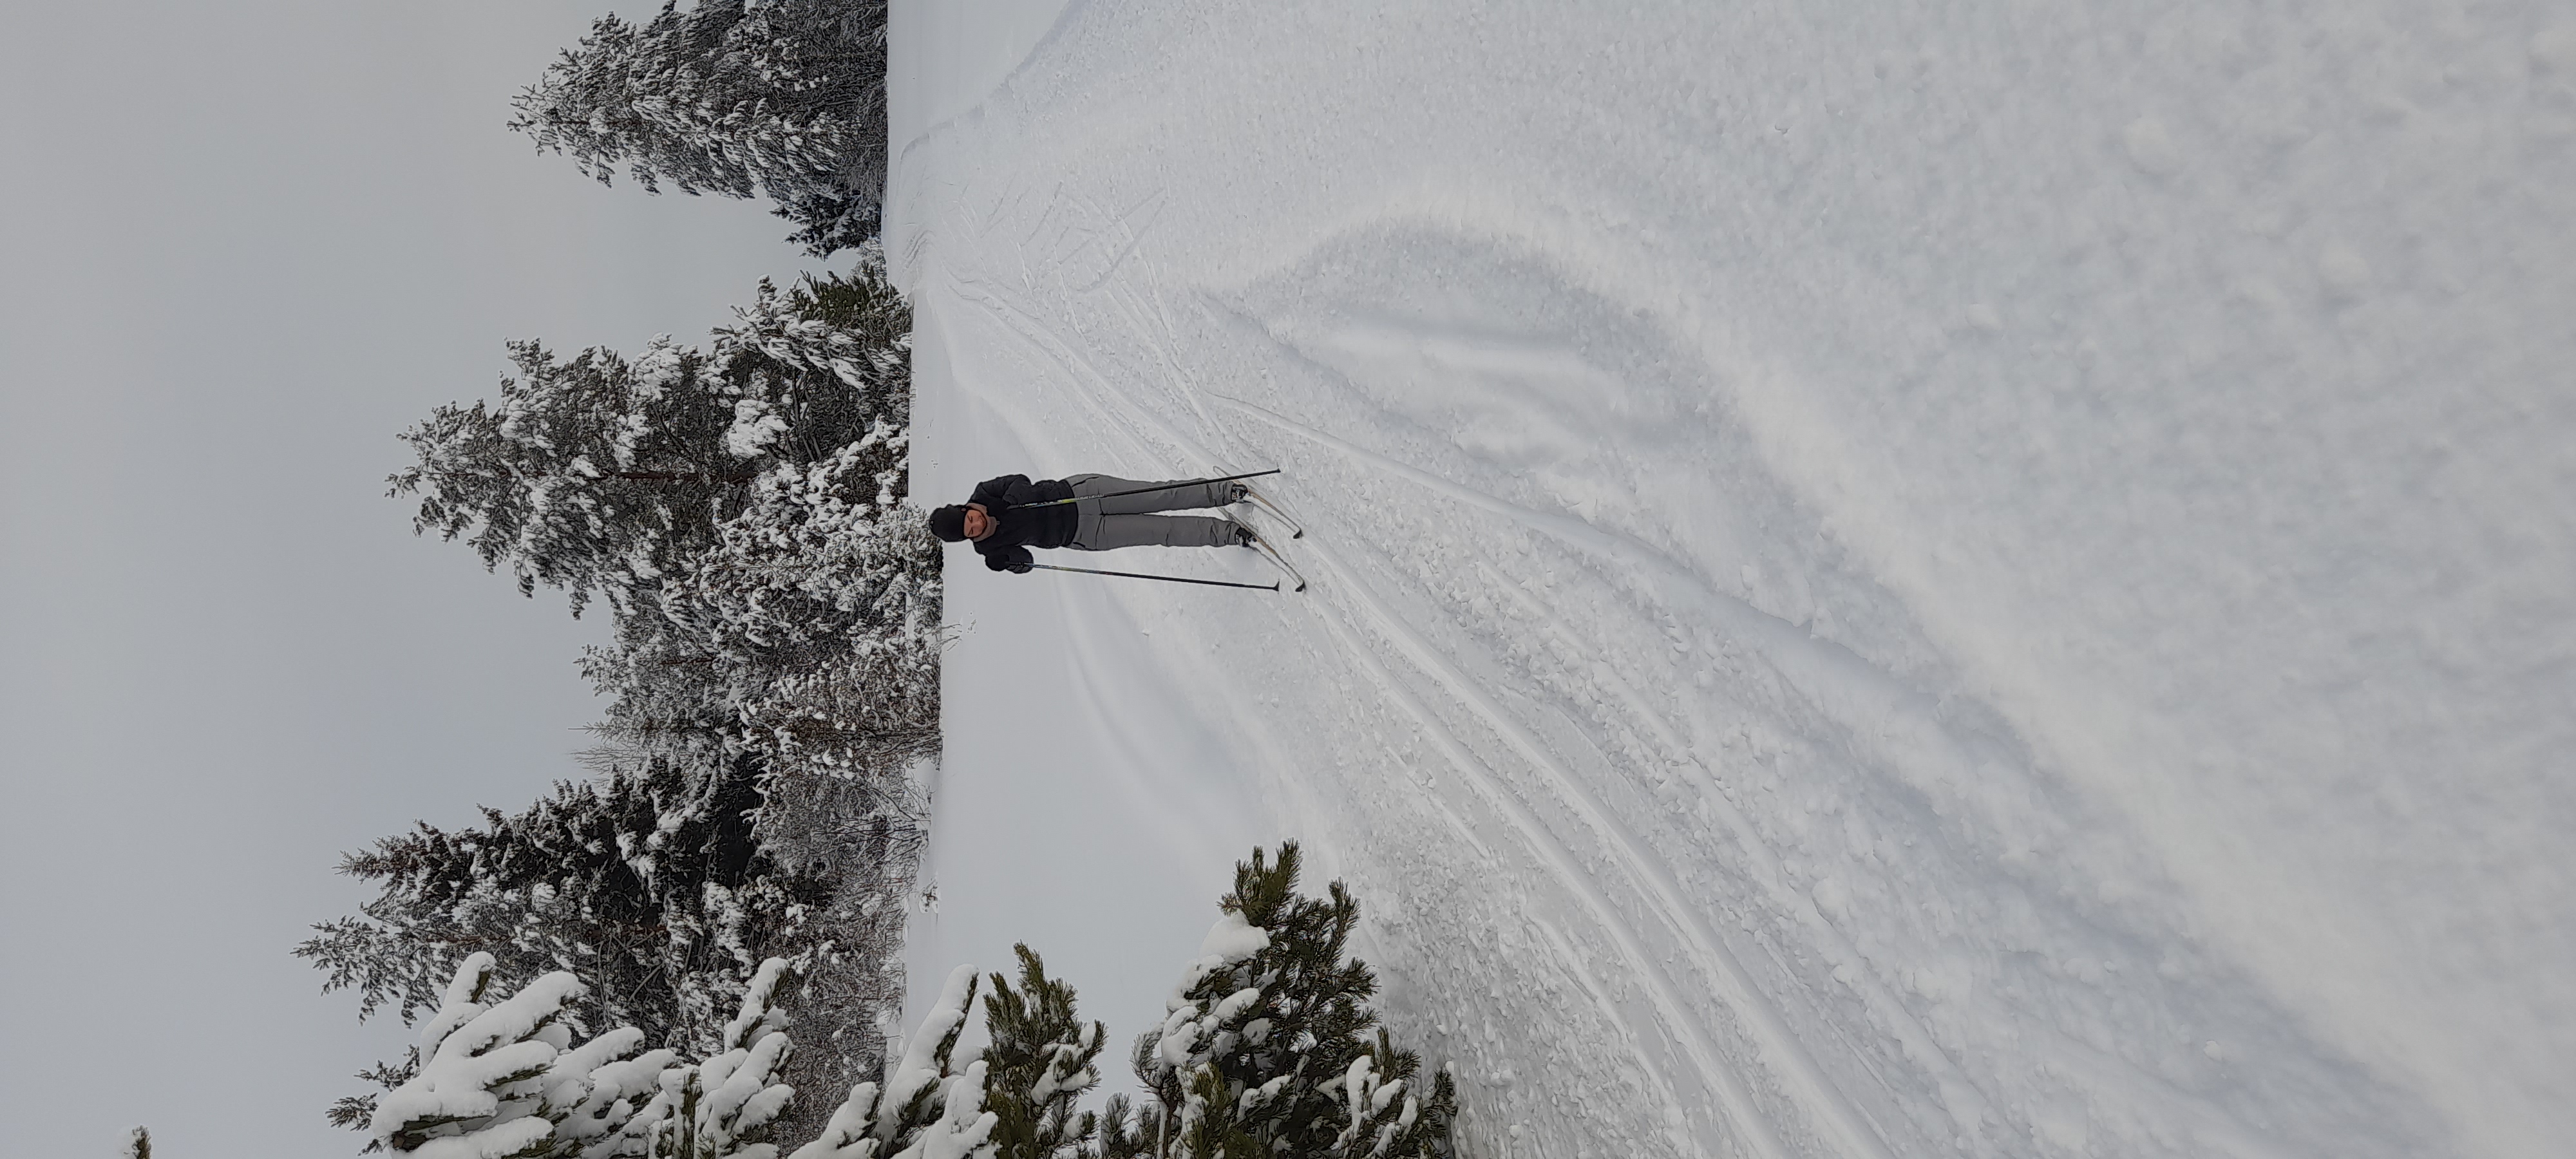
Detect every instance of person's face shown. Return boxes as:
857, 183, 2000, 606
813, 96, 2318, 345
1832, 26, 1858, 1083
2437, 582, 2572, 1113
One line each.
963, 504, 995, 540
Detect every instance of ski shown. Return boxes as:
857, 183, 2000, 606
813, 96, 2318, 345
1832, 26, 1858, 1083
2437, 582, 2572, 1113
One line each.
1238, 486, 1305, 538
1243, 530, 1309, 592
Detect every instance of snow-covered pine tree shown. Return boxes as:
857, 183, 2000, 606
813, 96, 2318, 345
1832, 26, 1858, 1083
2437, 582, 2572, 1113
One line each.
759, 253, 912, 368
392, 243, 912, 653
976, 947, 1107, 1158
393, 254, 914, 632
389, 335, 747, 618
368, 952, 678, 1158
1128, 843, 1458, 1159
824, 856, 1461, 1159
649, 429, 943, 784
336, 862, 1457, 1157
509, 0, 891, 256
544, 255, 934, 795
300, 759, 833, 1133
122, 1127, 149, 1159
785, 948, 1112, 1159
708, 265, 911, 460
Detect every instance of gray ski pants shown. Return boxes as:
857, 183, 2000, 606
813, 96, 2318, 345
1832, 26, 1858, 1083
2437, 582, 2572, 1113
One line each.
1063, 474, 1240, 551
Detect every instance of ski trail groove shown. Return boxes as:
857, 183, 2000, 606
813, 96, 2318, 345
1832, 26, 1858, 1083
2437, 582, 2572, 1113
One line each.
949, 277, 1241, 485
1220, 374, 2295, 1155
948, 266, 1866, 1155
1464, 552, 2004, 1126
982, 272, 1907, 1156
1282, 496, 1899, 1159
1297, 592, 1726, 1159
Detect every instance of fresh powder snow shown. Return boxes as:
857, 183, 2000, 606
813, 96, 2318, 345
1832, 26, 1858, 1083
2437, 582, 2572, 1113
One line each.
891, 3, 2575, 1158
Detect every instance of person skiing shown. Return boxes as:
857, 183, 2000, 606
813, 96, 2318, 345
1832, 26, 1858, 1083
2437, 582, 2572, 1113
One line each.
927, 473, 1256, 574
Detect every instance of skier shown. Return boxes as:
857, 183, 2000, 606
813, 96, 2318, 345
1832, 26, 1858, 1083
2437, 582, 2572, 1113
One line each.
927, 473, 1256, 574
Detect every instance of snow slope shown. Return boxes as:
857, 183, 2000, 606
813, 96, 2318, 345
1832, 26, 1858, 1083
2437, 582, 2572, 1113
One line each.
900, 296, 1266, 1100
889, 3, 2576, 1156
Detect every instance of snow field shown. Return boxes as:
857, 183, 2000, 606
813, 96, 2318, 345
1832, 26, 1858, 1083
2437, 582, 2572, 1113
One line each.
893, 2, 2576, 1156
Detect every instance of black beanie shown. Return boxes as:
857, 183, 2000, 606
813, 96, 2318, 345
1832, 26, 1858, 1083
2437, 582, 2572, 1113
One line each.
927, 504, 970, 542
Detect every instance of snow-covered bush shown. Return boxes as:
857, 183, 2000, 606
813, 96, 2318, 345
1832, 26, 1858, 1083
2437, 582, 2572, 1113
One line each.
362, 954, 823, 1159
838, 950, 1117, 1159
333, 850, 1455, 1159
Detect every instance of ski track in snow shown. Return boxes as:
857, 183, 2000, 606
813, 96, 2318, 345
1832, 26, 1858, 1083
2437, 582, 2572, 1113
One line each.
891, 3, 2575, 1156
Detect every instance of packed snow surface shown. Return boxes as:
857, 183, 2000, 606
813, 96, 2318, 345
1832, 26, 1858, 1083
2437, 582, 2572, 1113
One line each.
889, 3, 2575, 1157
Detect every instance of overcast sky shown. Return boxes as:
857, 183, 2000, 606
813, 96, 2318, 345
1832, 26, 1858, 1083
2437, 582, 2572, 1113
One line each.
0, 5, 832, 1154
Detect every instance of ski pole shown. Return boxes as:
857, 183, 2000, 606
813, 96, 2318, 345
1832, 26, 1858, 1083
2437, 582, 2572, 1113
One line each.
1012, 468, 1280, 509
1027, 563, 1279, 592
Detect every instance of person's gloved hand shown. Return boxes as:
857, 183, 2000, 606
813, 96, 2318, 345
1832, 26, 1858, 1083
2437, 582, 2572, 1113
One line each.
1007, 561, 1032, 574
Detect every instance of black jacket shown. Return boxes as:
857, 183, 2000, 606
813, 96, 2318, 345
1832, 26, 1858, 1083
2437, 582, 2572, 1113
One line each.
967, 475, 1077, 572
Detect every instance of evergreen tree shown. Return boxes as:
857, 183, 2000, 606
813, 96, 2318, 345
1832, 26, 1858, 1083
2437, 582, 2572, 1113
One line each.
299, 757, 834, 1133
978, 947, 1107, 1159
509, 0, 891, 256
707, 266, 911, 460
1127, 843, 1458, 1159
644, 428, 943, 782
390, 259, 911, 625
564, 257, 936, 787
122, 1127, 150, 1159
326, 851, 1464, 1158
389, 335, 744, 618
